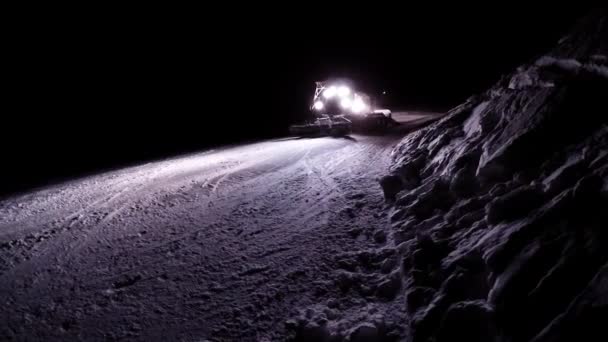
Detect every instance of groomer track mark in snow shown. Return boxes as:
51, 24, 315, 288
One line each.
0, 112, 440, 342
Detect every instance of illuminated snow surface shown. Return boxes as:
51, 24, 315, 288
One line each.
0, 114, 439, 341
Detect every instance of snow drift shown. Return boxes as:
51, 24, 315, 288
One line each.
378, 10, 608, 342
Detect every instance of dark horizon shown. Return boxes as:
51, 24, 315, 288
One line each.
1, 6, 592, 196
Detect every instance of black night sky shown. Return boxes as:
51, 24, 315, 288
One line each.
1, 6, 591, 196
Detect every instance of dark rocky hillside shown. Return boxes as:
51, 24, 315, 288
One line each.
381, 9, 608, 342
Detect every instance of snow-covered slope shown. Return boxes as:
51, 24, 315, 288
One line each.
377, 10, 608, 342
0, 134, 411, 341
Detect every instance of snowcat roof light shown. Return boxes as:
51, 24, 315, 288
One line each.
337, 85, 351, 97
323, 86, 337, 99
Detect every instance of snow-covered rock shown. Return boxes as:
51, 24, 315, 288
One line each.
380, 10, 608, 342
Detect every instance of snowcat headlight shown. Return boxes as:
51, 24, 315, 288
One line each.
337, 85, 351, 97
340, 98, 352, 109
313, 101, 324, 110
351, 98, 367, 113
323, 86, 337, 99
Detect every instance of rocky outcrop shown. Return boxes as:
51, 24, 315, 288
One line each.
383, 10, 608, 342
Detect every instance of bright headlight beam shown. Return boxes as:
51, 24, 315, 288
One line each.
313, 101, 324, 110
337, 85, 350, 97
323, 86, 337, 98
340, 98, 352, 109
351, 98, 367, 113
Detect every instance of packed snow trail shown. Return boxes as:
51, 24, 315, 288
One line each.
0, 118, 437, 341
